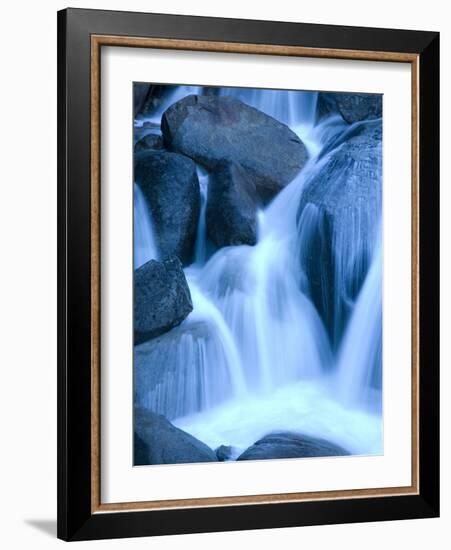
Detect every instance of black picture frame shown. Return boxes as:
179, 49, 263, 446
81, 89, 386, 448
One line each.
57, 7, 439, 541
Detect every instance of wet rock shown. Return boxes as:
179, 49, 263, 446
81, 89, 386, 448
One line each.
134, 133, 164, 152
134, 257, 192, 345
206, 161, 258, 248
215, 445, 234, 461
135, 151, 200, 264
297, 119, 382, 348
316, 92, 382, 124
142, 121, 159, 129
134, 408, 218, 465
162, 94, 309, 202
237, 432, 349, 461
135, 84, 178, 119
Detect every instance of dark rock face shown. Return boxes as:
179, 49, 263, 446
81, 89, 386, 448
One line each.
316, 92, 339, 124
297, 119, 382, 348
135, 84, 177, 119
237, 432, 349, 461
133, 126, 160, 147
134, 408, 217, 465
215, 445, 234, 461
316, 92, 382, 124
134, 133, 164, 153
135, 151, 200, 264
134, 432, 150, 465
206, 162, 258, 248
162, 95, 309, 202
134, 83, 150, 118
134, 257, 193, 345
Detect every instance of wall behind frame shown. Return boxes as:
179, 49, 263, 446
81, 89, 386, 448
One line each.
0, 0, 448, 549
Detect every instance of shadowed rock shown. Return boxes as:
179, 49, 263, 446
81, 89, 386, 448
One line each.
162, 94, 309, 202
134, 408, 217, 465
135, 151, 200, 264
215, 445, 234, 461
134, 319, 240, 419
237, 432, 349, 461
206, 161, 259, 248
134, 83, 151, 118
316, 92, 382, 124
134, 257, 192, 345
134, 84, 178, 119
134, 133, 164, 153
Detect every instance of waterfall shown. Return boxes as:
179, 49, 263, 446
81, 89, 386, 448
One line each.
134, 279, 246, 420
198, 239, 330, 392
218, 87, 318, 129
134, 85, 383, 457
134, 183, 158, 268
337, 232, 382, 405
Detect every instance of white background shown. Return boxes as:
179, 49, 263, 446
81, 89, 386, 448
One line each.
0, 0, 448, 548
102, 48, 412, 503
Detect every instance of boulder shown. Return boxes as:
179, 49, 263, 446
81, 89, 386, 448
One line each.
134, 133, 164, 152
318, 118, 380, 161
135, 151, 200, 264
134, 432, 151, 465
206, 161, 258, 248
162, 95, 309, 202
237, 432, 349, 461
134, 408, 218, 465
316, 92, 382, 124
215, 445, 234, 461
134, 257, 193, 345
297, 119, 382, 348
133, 126, 160, 146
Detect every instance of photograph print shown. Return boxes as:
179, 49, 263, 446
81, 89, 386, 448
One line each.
133, 83, 383, 466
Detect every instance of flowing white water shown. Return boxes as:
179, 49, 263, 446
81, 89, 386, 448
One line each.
134, 86, 383, 457
193, 167, 210, 265
134, 183, 158, 268
174, 379, 382, 457
337, 231, 383, 405
134, 279, 247, 419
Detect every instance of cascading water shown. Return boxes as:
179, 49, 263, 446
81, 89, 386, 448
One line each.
134, 183, 158, 268
218, 87, 318, 128
337, 230, 382, 406
134, 85, 383, 458
134, 279, 246, 420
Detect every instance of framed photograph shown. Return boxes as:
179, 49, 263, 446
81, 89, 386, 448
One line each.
57, 8, 439, 541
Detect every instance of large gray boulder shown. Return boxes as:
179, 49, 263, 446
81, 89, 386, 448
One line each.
134, 408, 217, 465
316, 92, 382, 125
135, 151, 200, 264
134, 257, 193, 345
297, 119, 382, 348
162, 95, 309, 202
237, 432, 349, 461
206, 161, 258, 248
